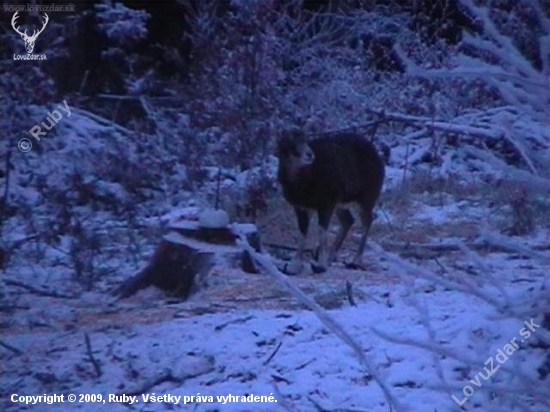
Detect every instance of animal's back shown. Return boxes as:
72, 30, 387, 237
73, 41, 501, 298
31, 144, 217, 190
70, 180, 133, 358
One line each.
308, 133, 385, 205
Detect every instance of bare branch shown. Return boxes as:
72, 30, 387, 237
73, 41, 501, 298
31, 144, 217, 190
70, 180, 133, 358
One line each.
238, 237, 404, 412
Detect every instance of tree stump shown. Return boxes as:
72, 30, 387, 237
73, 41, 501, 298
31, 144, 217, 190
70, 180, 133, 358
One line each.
115, 220, 262, 299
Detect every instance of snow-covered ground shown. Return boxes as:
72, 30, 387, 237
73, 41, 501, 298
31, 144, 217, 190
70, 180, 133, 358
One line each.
2, 205, 547, 412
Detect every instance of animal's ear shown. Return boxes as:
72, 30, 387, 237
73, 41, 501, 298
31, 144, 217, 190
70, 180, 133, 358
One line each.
282, 128, 305, 141
277, 131, 287, 149
277, 128, 306, 153
278, 129, 295, 148
276, 132, 288, 155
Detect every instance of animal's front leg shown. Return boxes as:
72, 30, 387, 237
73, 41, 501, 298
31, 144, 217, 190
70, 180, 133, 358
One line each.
312, 205, 335, 273
316, 225, 329, 269
286, 208, 310, 275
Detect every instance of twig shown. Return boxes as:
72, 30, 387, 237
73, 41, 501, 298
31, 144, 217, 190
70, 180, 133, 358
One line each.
498, 126, 539, 175
214, 315, 254, 331
0, 339, 23, 355
84, 333, 102, 378
345, 280, 356, 307
139, 96, 159, 133
78, 70, 89, 95
295, 358, 316, 370
263, 341, 283, 365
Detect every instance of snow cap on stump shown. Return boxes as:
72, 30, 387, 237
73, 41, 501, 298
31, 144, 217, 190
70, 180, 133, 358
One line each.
198, 209, 230, 229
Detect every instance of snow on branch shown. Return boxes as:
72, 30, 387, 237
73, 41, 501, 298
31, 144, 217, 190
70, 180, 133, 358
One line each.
370, 243, 511, 316
367, 108, 503, 140
480, 231, 549, 264
396, 0, 549, 123
370, 326, 539, 386
237, 237, 404, 412
464, 146, 549, 194
367, 105, 549, 180
370, 242, 547, 409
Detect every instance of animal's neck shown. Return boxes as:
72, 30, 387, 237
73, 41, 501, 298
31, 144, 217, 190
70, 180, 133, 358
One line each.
280, 165, 312, 186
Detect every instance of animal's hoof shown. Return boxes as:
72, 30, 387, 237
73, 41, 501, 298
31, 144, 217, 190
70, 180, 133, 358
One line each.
282, 266, 299, 276
311, 262, 327, 273
345, 261, 366, 271
283, 260, 303, 276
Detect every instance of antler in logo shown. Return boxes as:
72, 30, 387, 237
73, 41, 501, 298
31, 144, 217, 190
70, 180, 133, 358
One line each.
12, 12, 49, 54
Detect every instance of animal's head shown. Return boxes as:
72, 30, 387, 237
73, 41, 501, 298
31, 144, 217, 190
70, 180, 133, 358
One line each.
277, 129, 315, 174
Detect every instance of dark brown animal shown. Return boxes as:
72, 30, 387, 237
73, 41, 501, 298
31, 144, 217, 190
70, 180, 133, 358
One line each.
277, 129, 385, 274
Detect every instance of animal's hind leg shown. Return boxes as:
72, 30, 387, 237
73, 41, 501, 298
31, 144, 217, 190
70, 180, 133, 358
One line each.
287, 208, 310, 275
349, 208, 374, 269
328, 208, 354, 263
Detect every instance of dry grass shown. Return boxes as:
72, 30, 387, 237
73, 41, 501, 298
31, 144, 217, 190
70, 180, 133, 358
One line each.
252, 168, 548, 264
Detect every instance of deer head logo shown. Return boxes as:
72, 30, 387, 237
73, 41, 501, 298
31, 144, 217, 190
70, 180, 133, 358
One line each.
12, 12, 49, 54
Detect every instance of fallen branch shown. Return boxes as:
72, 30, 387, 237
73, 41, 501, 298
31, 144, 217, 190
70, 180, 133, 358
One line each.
380, 240, 550, 258
480, 232, 549, 263
366, 108, 502, 140
4, 279, 76, 299
71, 108, 134, 137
